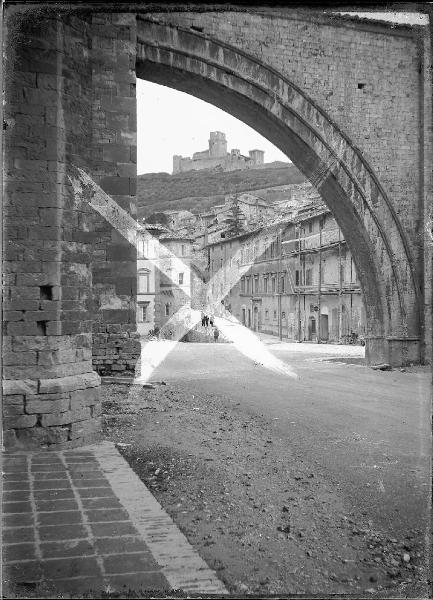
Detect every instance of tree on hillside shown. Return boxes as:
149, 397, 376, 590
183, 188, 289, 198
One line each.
222, 194, 246, 238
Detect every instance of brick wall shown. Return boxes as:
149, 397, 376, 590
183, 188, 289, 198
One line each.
2, 9, 141, 449
90, 13, 141, 377
3, 9, 101, 449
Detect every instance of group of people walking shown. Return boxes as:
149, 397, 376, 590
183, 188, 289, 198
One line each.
201, 313, 214, 327
201, 312, 219, 342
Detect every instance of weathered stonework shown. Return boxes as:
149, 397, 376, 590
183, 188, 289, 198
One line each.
90, 12, 141, 377
2, 8, 139, 449
2, 6, 430, 450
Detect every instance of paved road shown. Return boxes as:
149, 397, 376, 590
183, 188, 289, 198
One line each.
145, 336, 430, 545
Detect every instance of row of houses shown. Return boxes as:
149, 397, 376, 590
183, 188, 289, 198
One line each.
137, 192, 366, 343
206, 199, 365, 343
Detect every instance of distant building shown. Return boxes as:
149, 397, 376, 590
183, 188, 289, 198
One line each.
173, 131, 264, 174
205, 198, 366, 343
136, 224, 169, 337
136, 226, 206, 336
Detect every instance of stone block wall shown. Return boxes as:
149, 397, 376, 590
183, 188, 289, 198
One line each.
2, 9, 140, 449
2, 9, 102, 449
90, 12, 141, 376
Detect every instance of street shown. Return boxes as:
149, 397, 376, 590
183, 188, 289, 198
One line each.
103, 337, 431, 596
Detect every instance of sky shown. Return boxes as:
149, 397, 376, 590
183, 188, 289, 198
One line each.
136, 10, 428, 175
136, 81, 288, 175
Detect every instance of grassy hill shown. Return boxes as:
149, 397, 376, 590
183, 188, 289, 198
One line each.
137, 162, 307, 218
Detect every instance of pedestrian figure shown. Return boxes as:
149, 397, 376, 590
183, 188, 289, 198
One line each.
204, 315, 209, 327
209, 315, 214, 327
213, 327, 219, 343
201, 312, 206, 327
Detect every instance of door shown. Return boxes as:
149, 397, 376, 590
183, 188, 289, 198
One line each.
308, 316, 316, 341
253, 306, 258, 331
320, 314, 329, 341
248, 308, 251, 328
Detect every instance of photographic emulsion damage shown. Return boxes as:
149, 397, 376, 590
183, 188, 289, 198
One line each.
1, 2, 431, 598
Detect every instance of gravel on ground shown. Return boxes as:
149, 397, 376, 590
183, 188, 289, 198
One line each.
101, 382, 428, 598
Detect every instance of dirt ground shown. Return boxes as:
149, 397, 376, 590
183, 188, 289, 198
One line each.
101, 382, 428, 598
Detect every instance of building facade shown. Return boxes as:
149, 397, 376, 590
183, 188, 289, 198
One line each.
137, 227, 206, 337
173, 131, 264, 174
136, 224, 168, 337
206, 201, 366, 343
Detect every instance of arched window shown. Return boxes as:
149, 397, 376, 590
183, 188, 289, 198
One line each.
138, 269, 150, 293
165, 303, 170, 316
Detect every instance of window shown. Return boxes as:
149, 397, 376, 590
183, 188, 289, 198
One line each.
308, 221, 313, 233
254, 276, 259, 294
246, 278, 251, 294
138, 302, 150, 322
181, 244, 185, 256
241, 277, 245, 293
265, 310, 269, 320
220, 258, 223, 268
138, 270, 150, 293
178, 272, 184, 285
310, 304, 315, 313
305, 269, 312, 286
295, 270, 300, 286
282, 312, 286, 320
280, 277, 285, 293
273, 310, 277, 320
137, 239, 146, 258
165, 303, 170, 316
264, 277, 268, 293
271, 277, 276, 293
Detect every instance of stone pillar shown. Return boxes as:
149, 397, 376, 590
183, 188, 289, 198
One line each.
90, 13, 141, 376
2, 9, 101, 449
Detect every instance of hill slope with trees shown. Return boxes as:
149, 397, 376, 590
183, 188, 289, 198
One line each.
137, 162, 307, 218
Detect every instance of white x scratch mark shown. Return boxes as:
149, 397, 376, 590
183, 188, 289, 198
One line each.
68, 166, 298, 381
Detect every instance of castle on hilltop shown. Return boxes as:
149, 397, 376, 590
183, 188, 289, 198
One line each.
173, 131, 264, 174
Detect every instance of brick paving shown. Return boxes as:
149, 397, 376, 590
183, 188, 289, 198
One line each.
2, 442, 227, 597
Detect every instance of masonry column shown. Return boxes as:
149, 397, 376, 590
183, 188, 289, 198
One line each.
90, 13, 141, 376
2, 9, 100, 449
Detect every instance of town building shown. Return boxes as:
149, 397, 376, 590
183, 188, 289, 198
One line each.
136, 224, 169, 336
137, 226, 206, 336
173, 131, 264, 174
206, 198, 366, 343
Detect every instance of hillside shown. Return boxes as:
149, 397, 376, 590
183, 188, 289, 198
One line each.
137, 162, 307, 218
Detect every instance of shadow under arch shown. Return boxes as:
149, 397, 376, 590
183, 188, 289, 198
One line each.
135, 16, 421, 366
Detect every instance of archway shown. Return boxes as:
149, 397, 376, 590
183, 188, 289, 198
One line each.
135, 17, 422, 366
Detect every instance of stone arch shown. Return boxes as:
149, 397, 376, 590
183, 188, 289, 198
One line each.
136, 17, 421, 365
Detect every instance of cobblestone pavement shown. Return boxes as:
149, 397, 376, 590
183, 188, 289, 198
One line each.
2, 441, 227, 598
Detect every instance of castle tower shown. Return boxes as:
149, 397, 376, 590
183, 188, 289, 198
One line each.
209, 131, 227, 158
173, 155, 182, 174
249, 149, 265, 165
